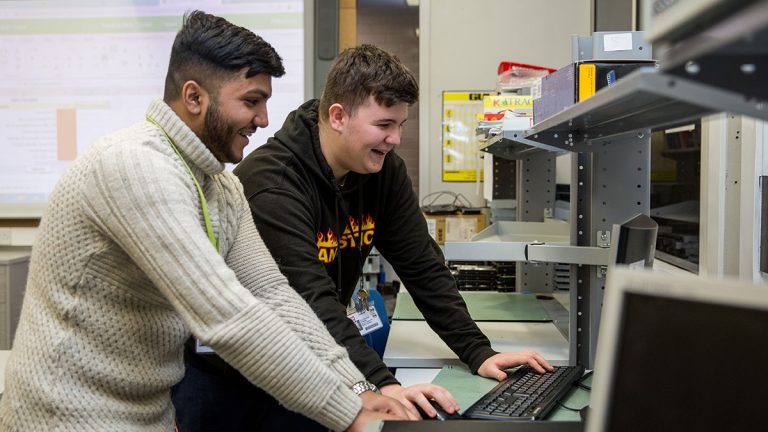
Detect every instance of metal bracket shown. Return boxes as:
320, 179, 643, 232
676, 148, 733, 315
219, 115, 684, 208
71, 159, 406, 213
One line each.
596, 230, 611, 248
525, 244, 611, 266
597, 265, 607, 279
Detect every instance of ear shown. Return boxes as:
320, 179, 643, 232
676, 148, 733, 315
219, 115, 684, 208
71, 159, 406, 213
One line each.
327, 103, 347, 132
180, 80, 209, 116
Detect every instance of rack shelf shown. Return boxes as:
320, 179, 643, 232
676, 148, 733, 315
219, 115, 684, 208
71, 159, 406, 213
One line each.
655, 0, 768, 103
482, 130, 566, 160
443, 220, 569, 262
523, 68, 768, 152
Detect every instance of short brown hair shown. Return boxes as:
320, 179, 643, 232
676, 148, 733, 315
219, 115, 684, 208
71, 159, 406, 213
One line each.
319, 44, 418, 122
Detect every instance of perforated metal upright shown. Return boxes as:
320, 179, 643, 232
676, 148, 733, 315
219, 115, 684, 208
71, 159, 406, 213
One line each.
569, 133, 650, 367
516, 152, 556, 293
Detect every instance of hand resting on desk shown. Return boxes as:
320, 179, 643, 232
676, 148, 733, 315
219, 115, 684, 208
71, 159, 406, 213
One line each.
345, 408, 406, 432
346, 391, 412, 432
478, 350, 554, 381
381, 383, 460, 420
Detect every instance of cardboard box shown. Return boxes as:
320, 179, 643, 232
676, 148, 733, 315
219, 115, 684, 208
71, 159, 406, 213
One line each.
533, 61, 655, 123
424, 212, 488, 245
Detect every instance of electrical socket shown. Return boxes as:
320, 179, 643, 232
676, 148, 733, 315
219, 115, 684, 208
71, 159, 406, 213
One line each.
0, 228, 11, 245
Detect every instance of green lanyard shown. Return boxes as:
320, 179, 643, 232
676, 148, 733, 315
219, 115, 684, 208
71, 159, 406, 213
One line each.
146, 115, 220, 252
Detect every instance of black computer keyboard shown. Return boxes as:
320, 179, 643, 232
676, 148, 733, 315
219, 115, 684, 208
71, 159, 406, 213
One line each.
462, 365, 585, 421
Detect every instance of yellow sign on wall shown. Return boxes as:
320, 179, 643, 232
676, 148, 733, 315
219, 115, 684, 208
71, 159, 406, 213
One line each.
441, 91, 491, 182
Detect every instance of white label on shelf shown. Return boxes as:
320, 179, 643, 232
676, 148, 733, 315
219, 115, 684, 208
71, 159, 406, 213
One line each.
603, 32, 633, 51
531, 78, 542, 100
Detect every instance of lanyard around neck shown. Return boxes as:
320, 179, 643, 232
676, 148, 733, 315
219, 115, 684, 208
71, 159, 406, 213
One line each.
146, 115, 220, 252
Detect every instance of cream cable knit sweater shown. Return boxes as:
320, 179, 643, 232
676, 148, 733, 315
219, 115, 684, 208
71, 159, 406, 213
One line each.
0, 100, 365, 431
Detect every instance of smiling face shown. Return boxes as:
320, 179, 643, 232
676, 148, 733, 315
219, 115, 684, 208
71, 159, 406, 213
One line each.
199, 71, 272, 164
322, 95, 408, 181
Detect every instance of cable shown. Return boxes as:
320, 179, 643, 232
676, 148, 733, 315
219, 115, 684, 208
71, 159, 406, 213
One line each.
555, 371, 591, 412
575, 370, 593, 390
556, 401, 585, 412
575, 382, 592, 391
420, 191, 474, 210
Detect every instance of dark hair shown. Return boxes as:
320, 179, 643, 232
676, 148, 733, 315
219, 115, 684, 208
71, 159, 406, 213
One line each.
319, 44, 418, 122
163, 10, 285, 101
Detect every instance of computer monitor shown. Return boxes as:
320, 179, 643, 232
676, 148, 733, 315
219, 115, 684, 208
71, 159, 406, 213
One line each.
588, 268, 768, 432
609, 213, 658, 269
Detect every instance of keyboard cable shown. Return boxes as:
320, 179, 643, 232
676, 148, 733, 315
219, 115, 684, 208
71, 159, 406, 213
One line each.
556, 370, 593, 411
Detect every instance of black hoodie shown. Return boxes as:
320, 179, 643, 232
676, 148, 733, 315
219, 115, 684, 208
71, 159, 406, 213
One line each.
234, 100, 496, 387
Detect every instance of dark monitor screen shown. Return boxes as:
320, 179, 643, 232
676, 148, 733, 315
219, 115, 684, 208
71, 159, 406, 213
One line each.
605, 291, 768, 431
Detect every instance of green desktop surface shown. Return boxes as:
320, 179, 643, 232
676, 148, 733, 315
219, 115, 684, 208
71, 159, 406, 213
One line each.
392, 291, 551, 322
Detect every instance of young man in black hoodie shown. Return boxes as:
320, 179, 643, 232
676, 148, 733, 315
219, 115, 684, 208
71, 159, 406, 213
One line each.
178, 44, 554, 429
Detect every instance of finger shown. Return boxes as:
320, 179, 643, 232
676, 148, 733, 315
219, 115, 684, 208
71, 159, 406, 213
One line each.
401, 399, 421, 420
493, 369, 507, 381
483, 362, 505, 381
431, 392, 460, 413
411, 384, 444, 400
533, 353, 554, 371
388, 399, 412, 420
405, 385, 455, 413
528, 352, 552, 372
528, 357, 547, 374
403, 406, 420, 421
428, 385, 460, 412
409, 394, 435, 419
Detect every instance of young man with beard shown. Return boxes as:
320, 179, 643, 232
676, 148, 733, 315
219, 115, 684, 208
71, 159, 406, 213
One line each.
0, 12, 408, 432
174, 44, 555, 430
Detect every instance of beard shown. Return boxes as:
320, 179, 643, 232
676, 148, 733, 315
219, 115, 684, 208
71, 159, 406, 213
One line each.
199, 99, 239, 163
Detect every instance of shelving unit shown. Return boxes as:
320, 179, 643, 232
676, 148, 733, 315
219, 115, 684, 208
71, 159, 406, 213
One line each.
458, 1, 768, 368
520, 4, 768, 367
483, 65, 766, 169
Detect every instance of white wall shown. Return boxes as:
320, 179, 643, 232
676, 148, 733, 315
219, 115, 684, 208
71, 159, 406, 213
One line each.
419, 0, 593, 206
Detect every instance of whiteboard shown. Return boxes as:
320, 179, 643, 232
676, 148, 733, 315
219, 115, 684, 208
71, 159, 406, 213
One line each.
0, 0, 307, 218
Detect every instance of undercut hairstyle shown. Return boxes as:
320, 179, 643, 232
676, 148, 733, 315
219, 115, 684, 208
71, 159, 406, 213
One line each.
319, 44, 418, 123
163, 10, 285, 101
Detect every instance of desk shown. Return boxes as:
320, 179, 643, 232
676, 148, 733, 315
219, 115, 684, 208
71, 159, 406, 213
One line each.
393, 292, 551, 322
381, 289, 582, 430
365, 420, 584, 432
383, 320, 570, 368
1, 349, 10, 395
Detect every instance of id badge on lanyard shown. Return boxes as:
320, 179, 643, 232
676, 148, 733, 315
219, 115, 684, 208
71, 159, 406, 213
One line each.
347, 282, 383, 336
347, 303, 384, 336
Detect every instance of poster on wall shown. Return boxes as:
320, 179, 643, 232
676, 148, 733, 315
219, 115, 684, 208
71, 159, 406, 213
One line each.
441, 91, 491, 182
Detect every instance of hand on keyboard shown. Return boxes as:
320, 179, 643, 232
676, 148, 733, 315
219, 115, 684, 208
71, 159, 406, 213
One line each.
359, 391, 411, 420
381, 383, 460, 420
478, 351, 554, 381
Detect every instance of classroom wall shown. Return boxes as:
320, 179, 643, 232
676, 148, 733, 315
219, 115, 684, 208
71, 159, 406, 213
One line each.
418, 0, 593, 206
357, 0, 420, 195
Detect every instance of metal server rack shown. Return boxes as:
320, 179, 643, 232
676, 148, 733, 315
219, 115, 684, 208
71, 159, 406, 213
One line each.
482, 121, 650, 369
457, 11, 768, 366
